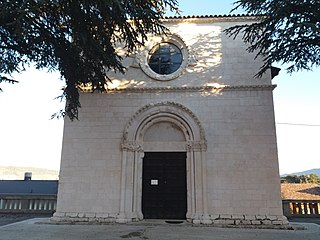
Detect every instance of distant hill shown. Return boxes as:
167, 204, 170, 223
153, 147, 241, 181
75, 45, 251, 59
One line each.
0, 166, 59, 180
281, 168, 320, 177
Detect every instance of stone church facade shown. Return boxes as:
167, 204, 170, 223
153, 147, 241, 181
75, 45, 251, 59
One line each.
53, 15, 288, 226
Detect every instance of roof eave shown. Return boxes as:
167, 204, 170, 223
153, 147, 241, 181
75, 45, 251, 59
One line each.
162, 14, 263, 23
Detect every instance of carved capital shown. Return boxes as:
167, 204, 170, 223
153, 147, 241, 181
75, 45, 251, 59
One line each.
186, 140, 207, 152
121, 141, 143, 152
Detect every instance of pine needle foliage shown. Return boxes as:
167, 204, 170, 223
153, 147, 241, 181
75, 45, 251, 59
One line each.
0, 0, 179, 120
225, 0, 320, 77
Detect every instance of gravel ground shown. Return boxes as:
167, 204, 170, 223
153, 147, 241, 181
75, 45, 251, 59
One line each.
289, 217, 320, 225
0, 214, 319, 226
1, 218, 319, 240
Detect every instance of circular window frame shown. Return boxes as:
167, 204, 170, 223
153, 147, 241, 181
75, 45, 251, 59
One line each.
148, 42, 183, 76
139, 34, 189, 81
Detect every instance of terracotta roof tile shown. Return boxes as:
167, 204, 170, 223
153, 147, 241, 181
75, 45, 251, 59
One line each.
164, 14, 256, 19
281, 183, 320, 200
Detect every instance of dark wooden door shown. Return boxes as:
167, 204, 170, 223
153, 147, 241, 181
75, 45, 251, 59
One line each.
142, 152, 187, 219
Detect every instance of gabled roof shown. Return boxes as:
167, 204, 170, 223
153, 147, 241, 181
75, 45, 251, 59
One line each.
0, 180, 58, 195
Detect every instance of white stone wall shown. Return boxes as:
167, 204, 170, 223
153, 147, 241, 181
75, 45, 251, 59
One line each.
203, 89, 282, 216
108, 19, 271, 88
54, 16, 286, 226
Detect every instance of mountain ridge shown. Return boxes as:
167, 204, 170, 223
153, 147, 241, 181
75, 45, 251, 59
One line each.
281, 168, 320, 177
0, 166, 59, 180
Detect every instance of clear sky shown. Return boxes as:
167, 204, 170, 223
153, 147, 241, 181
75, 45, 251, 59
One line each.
0, 0, 319, 175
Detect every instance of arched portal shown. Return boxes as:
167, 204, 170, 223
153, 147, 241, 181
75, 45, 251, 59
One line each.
117, 102, 208, 223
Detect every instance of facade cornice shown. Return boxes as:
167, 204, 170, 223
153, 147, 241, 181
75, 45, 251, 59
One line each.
80, 85, 276, 93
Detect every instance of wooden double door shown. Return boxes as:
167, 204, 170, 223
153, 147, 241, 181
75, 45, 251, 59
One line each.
142, 152, 187, 219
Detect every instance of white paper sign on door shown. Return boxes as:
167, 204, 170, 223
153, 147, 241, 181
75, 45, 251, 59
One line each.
151, 179, 158, 185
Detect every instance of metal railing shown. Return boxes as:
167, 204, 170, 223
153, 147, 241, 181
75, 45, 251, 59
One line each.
0, 194, 56, 214
282, 200, 320, 218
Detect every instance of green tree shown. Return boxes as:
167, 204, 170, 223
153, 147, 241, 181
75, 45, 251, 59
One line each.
0, 0, 178, 120
225, 0, 320, 77
283, 175, 300, 183
305, 174, 320, 183
283, 174, 320, 183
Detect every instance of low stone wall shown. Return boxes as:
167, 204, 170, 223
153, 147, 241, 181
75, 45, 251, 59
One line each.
51, 212, 118, 223
51, 212, 289, 228
196, 214, 289, 227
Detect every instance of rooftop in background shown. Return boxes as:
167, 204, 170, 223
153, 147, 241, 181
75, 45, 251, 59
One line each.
0, 180, 58, 195
281, 183, 320, 200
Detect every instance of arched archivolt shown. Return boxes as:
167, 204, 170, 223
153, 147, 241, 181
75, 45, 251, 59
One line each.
117, 101, 209, 224
122, 101, 207, 150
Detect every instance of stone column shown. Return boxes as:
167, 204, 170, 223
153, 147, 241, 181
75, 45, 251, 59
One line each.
185, 149, 195, 221
117, 141, 142, 223
132, 150, 144, 221
186, 140, 209, 224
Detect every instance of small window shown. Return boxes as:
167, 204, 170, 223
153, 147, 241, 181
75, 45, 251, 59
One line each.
148, 42, 183, 75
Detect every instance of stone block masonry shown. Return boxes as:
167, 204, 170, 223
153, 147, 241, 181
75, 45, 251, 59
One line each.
53, 15, 286, 228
